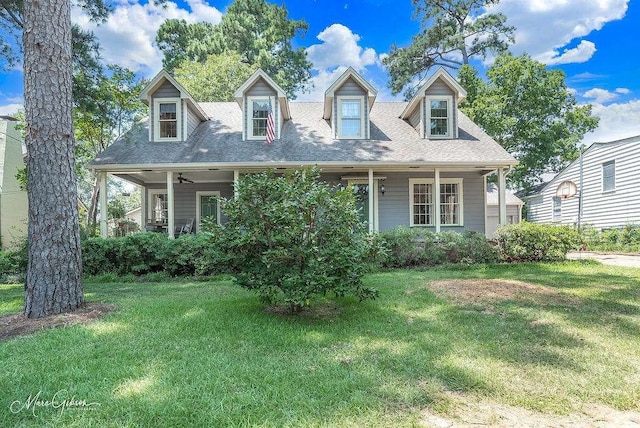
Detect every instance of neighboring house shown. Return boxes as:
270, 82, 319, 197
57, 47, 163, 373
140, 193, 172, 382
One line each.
485, 183, 523, 238
89, 67, 517, 238
125, 206, 142, 228
526, 135, 640, 229
0, 116, 28, 250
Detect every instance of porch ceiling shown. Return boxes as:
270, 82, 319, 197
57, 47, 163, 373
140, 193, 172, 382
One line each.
114, 170, 234, 185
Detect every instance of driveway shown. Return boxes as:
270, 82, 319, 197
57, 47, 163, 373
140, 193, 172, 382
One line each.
566, 251, 640, 268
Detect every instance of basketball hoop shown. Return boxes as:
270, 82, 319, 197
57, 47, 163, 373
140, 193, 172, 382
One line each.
556, 180, 577, 199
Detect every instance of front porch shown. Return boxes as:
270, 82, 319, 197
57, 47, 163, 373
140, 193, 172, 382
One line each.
96, 166, 511, 238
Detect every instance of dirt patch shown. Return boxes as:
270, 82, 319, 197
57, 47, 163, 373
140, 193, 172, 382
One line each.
0, 303, 117, 341
421, 394, 640, 427
426, 279, 577, 308
263, 302, 342, 320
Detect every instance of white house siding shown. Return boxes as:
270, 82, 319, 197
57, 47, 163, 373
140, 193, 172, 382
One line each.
333, 77, 368, 139
527, 136, 640, 229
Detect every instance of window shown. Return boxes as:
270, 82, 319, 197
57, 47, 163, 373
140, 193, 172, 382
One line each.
249, 98, 270, 139
426, 96, 453, 138
552, 196, 561, 221
337, 96, 365, 139
409, 178, 463, 226
602, 160, 615, 192
440, 181, 461, 225
153, 98, 181, 141
411, 181, 433, 226
196, 191, 221, 231
149, 191, 168, 223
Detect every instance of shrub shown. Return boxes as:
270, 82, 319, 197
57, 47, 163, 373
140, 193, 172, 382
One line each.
0, 237, 28, 277
220, 167, 378, 311
495, 221, 581, 262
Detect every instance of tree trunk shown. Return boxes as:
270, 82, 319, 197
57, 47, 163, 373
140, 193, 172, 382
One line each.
23, 0, 84, 318
88, 173, 100, 232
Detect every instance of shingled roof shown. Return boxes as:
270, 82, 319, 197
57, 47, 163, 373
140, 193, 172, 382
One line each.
90, 101, 516, 169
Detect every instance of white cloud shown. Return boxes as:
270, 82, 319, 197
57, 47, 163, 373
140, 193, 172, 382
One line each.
582, 99, 640, 145
306, 24, 378, 72
540, 40, 596, 65
0, 103, 23, 116
299, 24, 383, 101
72, 0, 222, 76
583, 88, 619, 104
615, 87, 631, 94
488, 0, 629, 65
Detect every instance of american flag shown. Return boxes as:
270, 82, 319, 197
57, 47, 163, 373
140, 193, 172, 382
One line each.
265, 100, 275, 144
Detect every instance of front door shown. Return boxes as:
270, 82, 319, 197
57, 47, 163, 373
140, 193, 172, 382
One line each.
348, 180, 378, 232
196, 191, 220, 231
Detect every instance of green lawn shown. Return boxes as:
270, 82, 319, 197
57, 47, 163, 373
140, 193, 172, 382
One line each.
1, 262, 639, 427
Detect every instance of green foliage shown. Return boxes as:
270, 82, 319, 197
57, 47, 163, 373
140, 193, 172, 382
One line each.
495, 221, 581, 262
174, 53, 257, 101
221, 167, 378, 311
81, 232, 231, 277
581, 224, 640, 253
378, 227, 498, 267
384, 0, 514, 98
0, 237, 28, 277
459, 54, 599, 190
156, 0, 312, 99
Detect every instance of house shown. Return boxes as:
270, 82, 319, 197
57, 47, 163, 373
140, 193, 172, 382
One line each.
525, 134, 640, 229
89, 67, 517, 238
485, 183, 523, 237
0, 116, 28, 250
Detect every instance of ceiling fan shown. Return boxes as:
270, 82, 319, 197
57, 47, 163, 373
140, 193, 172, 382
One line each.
177, 172, 194, 184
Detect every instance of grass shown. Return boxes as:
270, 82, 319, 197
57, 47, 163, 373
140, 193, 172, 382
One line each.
1, 261, 639, 426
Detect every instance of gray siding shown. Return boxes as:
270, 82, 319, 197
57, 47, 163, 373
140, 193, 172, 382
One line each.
424, 78, 454, 96
320, 171, 486, 234
146, 182, 234, 228
334, 78, 369, 139
244, 78, 278, 140
407, 105, 421, 134
154, 81, 181, 97
529, 139, 640, 228
186, 104, 200, 139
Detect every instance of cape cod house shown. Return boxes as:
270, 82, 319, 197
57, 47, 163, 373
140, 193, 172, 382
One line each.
525, 134, 640, 229
89, 67, 517, 238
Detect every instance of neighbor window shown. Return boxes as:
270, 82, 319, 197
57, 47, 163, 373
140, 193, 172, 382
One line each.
602, 160, 615, 192
426, 96, 453, 138
249, 98, 270, 139
409, 178, 463, 226
337, 96, 365, 139
552, 196, 561, 221
153, 98, 181, 141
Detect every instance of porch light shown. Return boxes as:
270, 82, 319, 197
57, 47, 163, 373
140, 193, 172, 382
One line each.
380, 183, 386, 196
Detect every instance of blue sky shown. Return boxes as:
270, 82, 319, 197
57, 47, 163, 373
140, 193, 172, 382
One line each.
1, 0, 638, 145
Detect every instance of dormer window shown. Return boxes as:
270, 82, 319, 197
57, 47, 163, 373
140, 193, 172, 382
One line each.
337, 96, 365, 139
249, 97, 270, 139
427, 96, 453, 138
154, 98, 182, 141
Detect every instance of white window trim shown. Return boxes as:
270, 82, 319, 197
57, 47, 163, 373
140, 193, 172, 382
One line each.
426, 95, 453, 139
247, 96, 272, 140
196, 191, 221, 232
153, 98, 182, 142
148, 189, 168, 222
336, 95, 365, 140
602, 160, 616, 193
409, 178, 464, 227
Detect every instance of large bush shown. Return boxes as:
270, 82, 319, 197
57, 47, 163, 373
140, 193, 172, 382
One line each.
495, 221, 581, 262
220, 167, 378, 311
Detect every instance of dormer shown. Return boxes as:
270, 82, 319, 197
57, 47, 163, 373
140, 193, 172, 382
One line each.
400, 67, 467, 139
140, 70, 208, 143
234, 69, 291, 142
323, 67, 377, 140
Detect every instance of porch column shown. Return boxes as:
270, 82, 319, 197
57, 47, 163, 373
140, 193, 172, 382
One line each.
233, 169, 240, 198
498, 168, 507, 225
140, 185, 147, 229
167, 171, 175, 239
368, 168, 374, 233
99, 171, 108, 238
434, 168, 441, 233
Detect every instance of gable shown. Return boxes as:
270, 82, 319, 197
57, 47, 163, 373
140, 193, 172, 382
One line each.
154, 80, 181, 98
